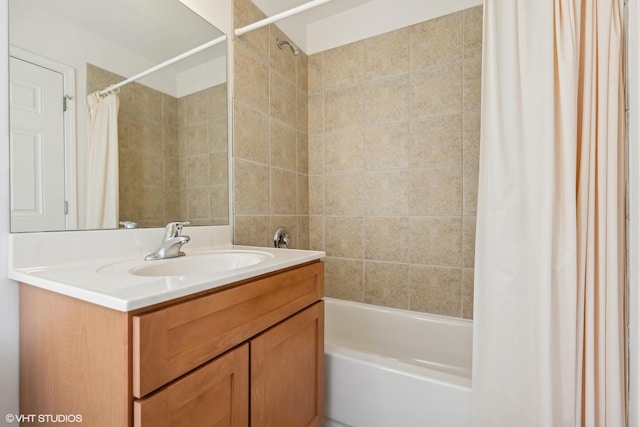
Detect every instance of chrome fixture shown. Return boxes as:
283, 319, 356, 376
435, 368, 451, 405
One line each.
276, 38, 300, 56
273, 226, 290, 248
145, 221, 191, 261
119, 221, 140, 229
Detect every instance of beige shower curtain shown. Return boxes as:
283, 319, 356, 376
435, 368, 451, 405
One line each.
472, 0, 626, 426
86, 91, 119, 229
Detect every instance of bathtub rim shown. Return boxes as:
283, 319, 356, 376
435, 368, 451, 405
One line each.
323, 297, 473, 390
323, 297, 473, 327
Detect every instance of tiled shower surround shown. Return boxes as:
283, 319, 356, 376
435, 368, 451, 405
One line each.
232, 0, 310, 249
220, 0, 480, 319
306, 7, 482, 318
87, 65, 228, 227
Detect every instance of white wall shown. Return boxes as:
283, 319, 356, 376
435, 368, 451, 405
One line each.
177, 55, 227, 97
0, 1, 20, 423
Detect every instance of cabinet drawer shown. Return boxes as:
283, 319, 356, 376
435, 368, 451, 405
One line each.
132, 261, 324, 397
134, 344, 249, 427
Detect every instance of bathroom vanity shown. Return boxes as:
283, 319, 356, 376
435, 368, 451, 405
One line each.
11, 227, 325, 427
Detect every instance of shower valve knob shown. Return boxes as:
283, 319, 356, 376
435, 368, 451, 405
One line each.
273, 226, 290, 249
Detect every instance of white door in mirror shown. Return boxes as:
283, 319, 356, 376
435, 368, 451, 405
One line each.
10, 57, 66, 232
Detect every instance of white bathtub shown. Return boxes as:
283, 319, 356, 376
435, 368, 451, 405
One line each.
323, 297, 473, 427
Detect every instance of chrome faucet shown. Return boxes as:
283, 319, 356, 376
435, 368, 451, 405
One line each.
145, 221, 191, 261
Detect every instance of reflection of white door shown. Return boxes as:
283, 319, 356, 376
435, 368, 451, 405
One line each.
10, 57, 67, 232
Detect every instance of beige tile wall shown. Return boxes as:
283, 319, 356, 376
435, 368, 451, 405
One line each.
232, 0, 309, 249
307, 6, 482, 319
87, 65, 228, 227
177, 84, 229, 226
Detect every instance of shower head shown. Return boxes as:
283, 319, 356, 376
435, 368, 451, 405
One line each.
276, 38, 300, 56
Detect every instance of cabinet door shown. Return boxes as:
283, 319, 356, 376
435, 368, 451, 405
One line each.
251, 302, 324, 427
134, 344, 249, 427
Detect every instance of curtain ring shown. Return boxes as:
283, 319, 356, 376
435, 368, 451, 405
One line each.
106, 85, 120, 95
98, 85, 120, 99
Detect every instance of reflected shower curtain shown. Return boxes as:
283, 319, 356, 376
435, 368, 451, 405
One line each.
86, 91, 119, 229
472, 1, 626, 426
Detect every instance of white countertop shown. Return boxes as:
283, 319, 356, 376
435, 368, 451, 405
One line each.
8, 226, 325, 312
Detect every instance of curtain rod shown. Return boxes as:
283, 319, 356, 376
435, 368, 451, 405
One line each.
98, 34, 227, 97
234, 0, 333, 37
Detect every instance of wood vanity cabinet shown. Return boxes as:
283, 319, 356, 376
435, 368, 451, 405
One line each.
20, 261, 324, 427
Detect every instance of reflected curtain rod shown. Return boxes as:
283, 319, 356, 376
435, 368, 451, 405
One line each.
97, 34, 227, 97
98, 0, 332, 96
234, 0, 333, 36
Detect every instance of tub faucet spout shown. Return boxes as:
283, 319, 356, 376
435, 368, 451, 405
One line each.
145, 221, 190, 261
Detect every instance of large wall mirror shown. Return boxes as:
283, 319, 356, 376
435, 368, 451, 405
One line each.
8, 0, 228, 232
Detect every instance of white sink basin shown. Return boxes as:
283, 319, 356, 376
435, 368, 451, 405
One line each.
129, 250, 273, 277
93, 250, 274, 278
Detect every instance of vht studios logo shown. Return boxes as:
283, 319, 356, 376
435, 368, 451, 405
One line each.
5, 413, 83, 423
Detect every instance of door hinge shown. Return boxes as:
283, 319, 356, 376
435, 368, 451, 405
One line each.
64, 201, 68, 215
63, 95, 72, 112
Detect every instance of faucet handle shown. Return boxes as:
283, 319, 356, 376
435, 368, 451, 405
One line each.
164, 221, 190, 239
